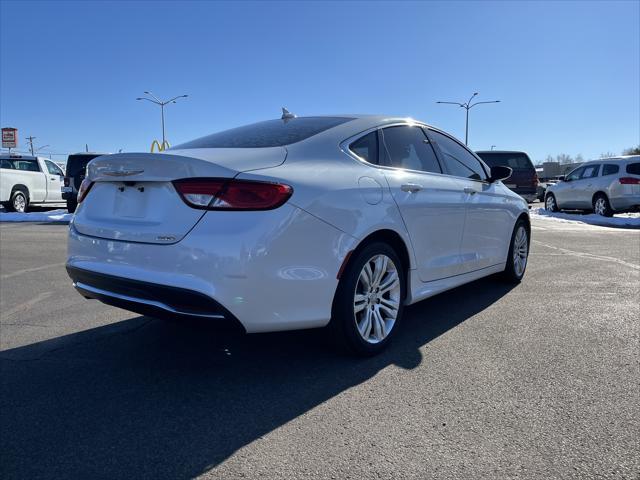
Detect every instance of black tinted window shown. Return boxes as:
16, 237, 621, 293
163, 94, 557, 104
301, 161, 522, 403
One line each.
173, 117, 353, 149
1, 158, 40, 172
602, 164, 619, 175
380, 126, 442, 173
476, 152, 534, 171
66, 154, 102, 177
350, 131, 379, 164
581, 165, 600, 178
430, 130, 486, 180
626, 163, 640, 175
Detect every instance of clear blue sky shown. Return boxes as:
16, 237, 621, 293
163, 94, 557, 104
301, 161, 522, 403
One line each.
1, 0, 639, 163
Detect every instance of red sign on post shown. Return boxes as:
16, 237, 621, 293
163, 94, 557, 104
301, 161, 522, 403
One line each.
2, 128, 18, 149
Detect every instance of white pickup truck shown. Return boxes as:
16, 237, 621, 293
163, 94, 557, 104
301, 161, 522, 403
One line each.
0, 155, 65, 212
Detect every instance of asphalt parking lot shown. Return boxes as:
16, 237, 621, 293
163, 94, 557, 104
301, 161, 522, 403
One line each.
1, 218, 639, 479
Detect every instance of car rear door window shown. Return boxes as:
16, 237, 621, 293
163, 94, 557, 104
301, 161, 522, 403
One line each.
626, 163, 640, 175
429, 130, 487, 180
379, 126, 442, 173
581, 165, 600, 178
349, 131, 379, 164
602, 164, 619, 176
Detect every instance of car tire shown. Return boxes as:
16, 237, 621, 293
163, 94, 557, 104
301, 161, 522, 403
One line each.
545, 193, 558, 212
501, 219, 529, 283
330, 242, 406, 356
67, 199, 78, 214
8, 189, 29, 213
593, 193, 613, 217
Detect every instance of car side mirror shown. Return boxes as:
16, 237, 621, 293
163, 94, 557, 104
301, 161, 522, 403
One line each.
489, 165, 512, 183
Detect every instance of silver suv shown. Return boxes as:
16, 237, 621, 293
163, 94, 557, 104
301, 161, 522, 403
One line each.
545, 156, 640, 216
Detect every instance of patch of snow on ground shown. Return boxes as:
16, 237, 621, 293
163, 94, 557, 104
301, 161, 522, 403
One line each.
530, 207, 640, 228
0, 209, 72, 223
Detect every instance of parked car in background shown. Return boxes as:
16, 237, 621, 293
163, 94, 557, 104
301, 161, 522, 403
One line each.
536, 177, 562, 202
476, 150, 538, 202
0, 155, 64, 212
63, 152, 109, 213
545, 156, 640, 216
67, 114, 530, 356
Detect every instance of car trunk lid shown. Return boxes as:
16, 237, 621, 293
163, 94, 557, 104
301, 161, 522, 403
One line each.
73, 148, 286, 244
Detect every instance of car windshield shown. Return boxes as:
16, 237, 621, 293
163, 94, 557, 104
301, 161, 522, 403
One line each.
66, 154, 103, 177
172, 117, 354, 149
476, 152, 533, 171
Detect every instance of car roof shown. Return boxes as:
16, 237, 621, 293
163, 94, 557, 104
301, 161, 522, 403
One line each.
475, 150, 529, 154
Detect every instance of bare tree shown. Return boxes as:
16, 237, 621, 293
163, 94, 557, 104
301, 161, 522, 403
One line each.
622, 146, 640, 155
600, 152, 616, 159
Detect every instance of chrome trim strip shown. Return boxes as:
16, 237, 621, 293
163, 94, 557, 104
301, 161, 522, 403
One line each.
101, 169, 144, 176
74, 281, 226, 319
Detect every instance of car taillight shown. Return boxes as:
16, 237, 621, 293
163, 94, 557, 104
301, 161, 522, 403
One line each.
173, 178, 293, 210
619, 177, 640, 185
77, 178, 94, 203
64, 177, 70, 187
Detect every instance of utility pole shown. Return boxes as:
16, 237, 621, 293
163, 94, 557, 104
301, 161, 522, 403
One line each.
26, 136, 36, 156
436, 93, 501, 145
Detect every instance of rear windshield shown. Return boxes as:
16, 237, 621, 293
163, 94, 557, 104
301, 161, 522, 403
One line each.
626, 163, 640, 175
476, 152, 534, 171
172, 117, 354, 149
66, 154, 103, 177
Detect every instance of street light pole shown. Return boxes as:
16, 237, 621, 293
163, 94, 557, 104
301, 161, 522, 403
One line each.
436, 92, 500, 145
136, 91, 188, 146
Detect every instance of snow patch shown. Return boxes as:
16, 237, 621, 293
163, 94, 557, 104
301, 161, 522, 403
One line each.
530, 207, 640, 228
0, 209, 73, 223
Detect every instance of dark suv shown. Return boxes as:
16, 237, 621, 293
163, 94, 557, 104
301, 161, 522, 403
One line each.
62, 153, 108, 212
475, 150, 538, 203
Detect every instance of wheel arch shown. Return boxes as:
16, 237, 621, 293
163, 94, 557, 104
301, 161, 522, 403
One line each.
11, 184, 30, 199
591, 190, 609, 205
516, 212, 531, 239
337, 228, 412, 282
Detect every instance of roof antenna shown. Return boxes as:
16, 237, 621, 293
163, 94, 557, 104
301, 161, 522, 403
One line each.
281, 107, 296, 121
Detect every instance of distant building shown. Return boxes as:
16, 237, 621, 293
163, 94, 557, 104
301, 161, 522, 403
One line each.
537, 161, 583, 180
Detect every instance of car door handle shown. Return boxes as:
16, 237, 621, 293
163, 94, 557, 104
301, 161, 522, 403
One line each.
50, 177, 57, 181
401, 183, 423, 193
463, 187, 476, 195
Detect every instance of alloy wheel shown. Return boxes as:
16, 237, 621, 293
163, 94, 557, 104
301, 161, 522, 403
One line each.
545, 195, 556, 211
353, 254, 400, 344
594, 198, 606, 216
13, 194, 26, 213
512, 226, 529, 277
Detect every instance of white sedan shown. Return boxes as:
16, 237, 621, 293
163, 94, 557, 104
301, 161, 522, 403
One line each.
66, 114, 530, 355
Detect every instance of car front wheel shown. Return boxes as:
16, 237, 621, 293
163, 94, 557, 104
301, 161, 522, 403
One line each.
545, 193, 558, 212
501, 219, 530, 283
330, 242, 405, 356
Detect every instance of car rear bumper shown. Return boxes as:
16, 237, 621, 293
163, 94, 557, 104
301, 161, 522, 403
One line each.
611, 195, 640, 211
68, 265, 246, 331
66, 204, 357, 333
520, 193, 538, 202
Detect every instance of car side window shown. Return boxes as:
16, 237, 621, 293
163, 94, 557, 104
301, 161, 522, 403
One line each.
379, 126, 442, 173
602, 164, 619, 176
349, 131, 379, 164
16, 160, 41, 172
565, 167, 584, 181
428, 130, 487, 181
581, 165, 600, 179
45, 160, 63, 176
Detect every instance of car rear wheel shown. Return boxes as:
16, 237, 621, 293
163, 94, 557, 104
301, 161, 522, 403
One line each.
8, 190, 28, 213
330, 242, 405, 356
593, 194, 613, 217
66, 199, 78, 213
501, 219, 529, 283
545, 193, 558, 212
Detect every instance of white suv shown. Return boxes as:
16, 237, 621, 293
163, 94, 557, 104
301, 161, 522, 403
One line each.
545, 156, 640, 216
